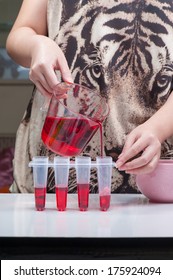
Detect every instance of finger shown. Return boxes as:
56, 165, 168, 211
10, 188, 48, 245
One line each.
57, 52, 73, 83
119, 130, 141, 158
53, 82, 74, 99
33, 80, 52, 98
33, 79, 67, 104
125, 154, 160, 175
119, 143, 159, 171
116, 138, 146, 168
30, 68, 59, 94
42, 67, 60, 90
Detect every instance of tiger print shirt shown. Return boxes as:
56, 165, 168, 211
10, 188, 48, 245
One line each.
11, 0, 173, 193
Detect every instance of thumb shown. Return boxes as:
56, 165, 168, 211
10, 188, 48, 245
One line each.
58, 53, 73, 83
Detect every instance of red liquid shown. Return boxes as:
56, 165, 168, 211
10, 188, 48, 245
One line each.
34, 187, 46, 211
100, 195, 110, 211
77, 183, 89, 211
99, 122, 103, 157
42, 116, 101, 156
56, 187, 67, 211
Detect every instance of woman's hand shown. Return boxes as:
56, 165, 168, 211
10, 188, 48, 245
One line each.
6, 0, 73, 98
29, 35, 73, 98
116, 123, 161, 174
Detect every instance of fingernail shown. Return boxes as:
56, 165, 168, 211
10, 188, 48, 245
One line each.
116, 161, 123, 168
66, 77, 73, 83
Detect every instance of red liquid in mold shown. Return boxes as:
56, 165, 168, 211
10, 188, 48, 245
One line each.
77, 183, 89, 211
41, 116, 101, 156
34, 187, 46, 211
100, 195, 110, 211
56, 187, 67, 211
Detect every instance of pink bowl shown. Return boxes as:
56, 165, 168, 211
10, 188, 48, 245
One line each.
136, 159, 173, 203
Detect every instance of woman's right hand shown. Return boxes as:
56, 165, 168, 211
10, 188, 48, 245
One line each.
29, 35, 73, 98
6, 0, 72, 99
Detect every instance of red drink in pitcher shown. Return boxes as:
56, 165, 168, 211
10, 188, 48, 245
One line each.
42, 116, 100, 157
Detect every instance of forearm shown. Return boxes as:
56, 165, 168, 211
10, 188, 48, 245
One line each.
6, 0, 48, 68
6, 27, 41, 68
145, 92, 173, 143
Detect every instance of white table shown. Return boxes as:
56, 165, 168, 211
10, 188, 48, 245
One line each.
0, 193, 173, 238
0, 193, 173, 258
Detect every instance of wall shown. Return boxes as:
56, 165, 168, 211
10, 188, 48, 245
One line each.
0, 0, 22, 47
0, 83, 33, 135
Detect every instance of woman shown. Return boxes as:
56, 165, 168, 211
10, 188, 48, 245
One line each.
6, 0, 173, 193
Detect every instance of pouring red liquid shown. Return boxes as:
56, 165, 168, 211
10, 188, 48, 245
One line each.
42, 116, 102, 156
40, 83, 110, 211
41, 82, 109, 157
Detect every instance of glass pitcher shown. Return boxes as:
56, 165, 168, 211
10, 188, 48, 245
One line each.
41, 82, 109, 157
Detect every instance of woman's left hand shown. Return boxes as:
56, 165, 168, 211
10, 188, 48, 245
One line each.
116, 123, 161, 174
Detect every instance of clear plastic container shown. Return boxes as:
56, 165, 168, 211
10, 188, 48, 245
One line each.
76, 156, 91, 211
32, 156, 49, 211
54, 156, 70, 211
96, 156, 113, 211
29, 156, 116, 211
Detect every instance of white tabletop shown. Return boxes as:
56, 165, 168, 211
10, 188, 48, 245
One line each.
0, 193, 173, 238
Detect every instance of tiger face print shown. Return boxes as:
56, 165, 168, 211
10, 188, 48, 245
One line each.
46, 0, 173, 193
56, 0, 173, 103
